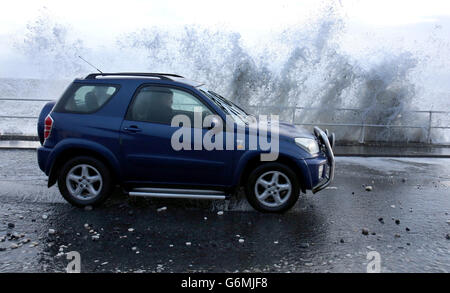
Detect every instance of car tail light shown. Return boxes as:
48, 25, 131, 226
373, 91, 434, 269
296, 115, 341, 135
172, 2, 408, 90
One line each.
44, 115, 53, 140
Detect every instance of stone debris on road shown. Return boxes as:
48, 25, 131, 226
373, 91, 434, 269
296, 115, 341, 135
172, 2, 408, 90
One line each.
299, 243, 309, 249
1, 152, 449, 273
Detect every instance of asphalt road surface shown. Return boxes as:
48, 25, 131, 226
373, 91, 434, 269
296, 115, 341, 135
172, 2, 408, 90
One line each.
0, 150, 449, 273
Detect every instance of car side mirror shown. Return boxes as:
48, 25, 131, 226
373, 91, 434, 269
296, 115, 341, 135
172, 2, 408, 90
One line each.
204, 116, 223, 133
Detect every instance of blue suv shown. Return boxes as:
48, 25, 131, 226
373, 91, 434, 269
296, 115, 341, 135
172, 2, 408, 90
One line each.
37, 73, 335, 213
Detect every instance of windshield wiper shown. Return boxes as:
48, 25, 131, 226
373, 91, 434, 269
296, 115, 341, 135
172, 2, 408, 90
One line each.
201, 89, 249, 125
205, 93, 230, 115
208, 91, 249, 116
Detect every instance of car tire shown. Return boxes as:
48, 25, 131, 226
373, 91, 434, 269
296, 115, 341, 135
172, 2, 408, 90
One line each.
58, 156, 113, 207
245, 163, 300, 213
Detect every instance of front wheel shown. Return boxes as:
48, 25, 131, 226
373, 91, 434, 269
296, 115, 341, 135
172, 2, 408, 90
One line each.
245, 163, 300, 213
58, 156, 113, 207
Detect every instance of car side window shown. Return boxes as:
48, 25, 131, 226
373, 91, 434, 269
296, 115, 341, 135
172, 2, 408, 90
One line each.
55, 84, 118, 113
127, 86, 213, 125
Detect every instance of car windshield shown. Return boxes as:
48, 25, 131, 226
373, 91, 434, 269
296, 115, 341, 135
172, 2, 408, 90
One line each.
200, 89, 249, 125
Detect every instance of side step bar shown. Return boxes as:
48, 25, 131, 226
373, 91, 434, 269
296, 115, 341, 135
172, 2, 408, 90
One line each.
129, 187, 228, 200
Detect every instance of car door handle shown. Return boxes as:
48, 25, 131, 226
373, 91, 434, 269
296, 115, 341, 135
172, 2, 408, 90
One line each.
123, 125, 142, 133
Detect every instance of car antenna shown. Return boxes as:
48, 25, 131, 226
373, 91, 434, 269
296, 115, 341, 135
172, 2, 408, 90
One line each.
78, 55, 103, 74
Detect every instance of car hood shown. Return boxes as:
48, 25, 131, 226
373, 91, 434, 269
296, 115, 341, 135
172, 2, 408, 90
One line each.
247, 121, 315, 140
276, 121, 315, 140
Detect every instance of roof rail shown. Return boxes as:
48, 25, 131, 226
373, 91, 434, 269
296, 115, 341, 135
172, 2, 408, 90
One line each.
152, 73, 185, 78
85, 72, 184, 80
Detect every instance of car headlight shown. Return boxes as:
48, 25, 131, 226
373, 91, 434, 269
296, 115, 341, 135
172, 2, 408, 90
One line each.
295, 137, 319, 154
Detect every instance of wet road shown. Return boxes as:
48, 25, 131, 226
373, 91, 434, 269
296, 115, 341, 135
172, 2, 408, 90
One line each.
0, 150, 449, 272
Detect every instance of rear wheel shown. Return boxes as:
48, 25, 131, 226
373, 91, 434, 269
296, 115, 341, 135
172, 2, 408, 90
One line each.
58, 156, 113, 207
245, 163, 300, 213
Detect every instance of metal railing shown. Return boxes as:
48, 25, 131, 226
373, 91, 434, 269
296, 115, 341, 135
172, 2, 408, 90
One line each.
247, 105, 450, 144
0, 98, 449, 144
0, 98, 54, 119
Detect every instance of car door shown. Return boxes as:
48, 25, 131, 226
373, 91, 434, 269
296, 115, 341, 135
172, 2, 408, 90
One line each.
120, 85, 232, 188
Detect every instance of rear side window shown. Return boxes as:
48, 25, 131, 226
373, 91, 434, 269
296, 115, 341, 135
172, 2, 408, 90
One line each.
54, 83, 118, 113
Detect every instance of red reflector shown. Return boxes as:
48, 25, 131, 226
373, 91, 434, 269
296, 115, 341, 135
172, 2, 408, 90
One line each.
44, 115, 53, 140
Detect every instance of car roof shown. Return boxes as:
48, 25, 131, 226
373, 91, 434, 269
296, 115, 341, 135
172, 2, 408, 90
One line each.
79, 72, 204, 88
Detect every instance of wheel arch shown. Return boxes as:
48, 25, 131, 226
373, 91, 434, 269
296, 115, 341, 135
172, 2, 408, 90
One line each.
47, 140, 121, 187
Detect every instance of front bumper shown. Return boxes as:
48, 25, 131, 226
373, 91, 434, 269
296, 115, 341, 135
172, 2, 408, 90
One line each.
311, 127, 335, 193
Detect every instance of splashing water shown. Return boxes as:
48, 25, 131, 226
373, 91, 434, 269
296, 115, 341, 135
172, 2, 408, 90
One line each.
1, 4, 449, 144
